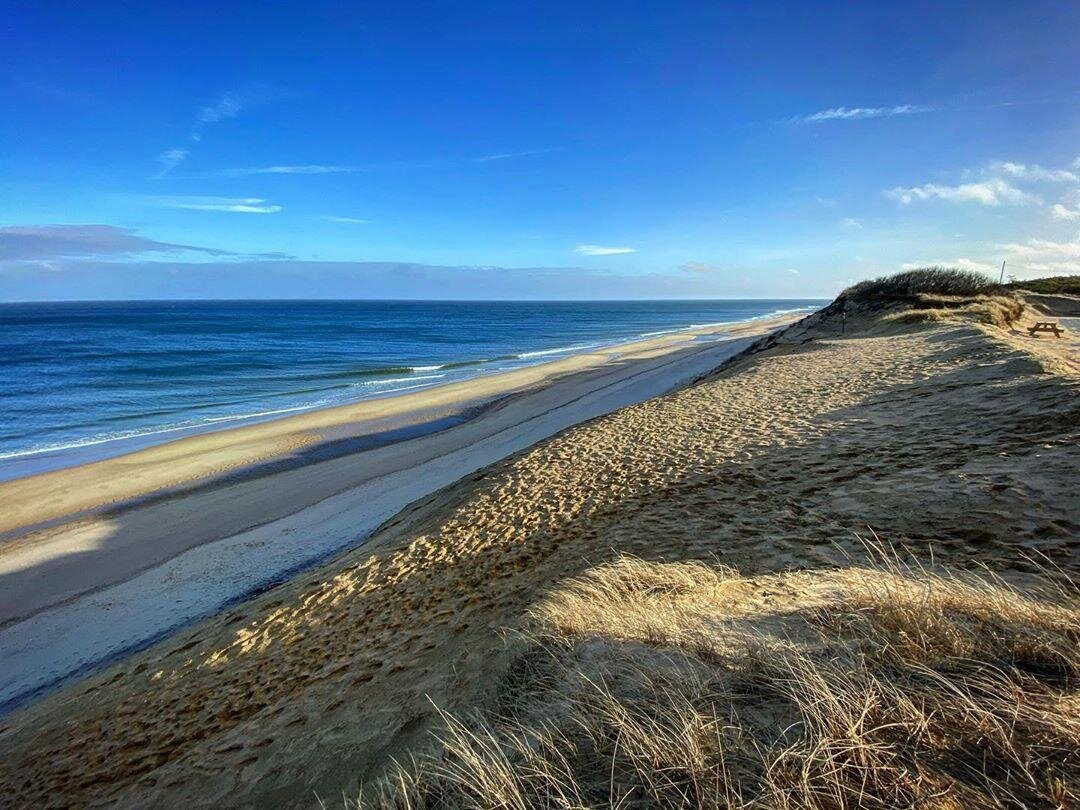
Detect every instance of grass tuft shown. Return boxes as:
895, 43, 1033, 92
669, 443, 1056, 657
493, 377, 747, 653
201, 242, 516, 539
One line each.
357, 549, 1079, 809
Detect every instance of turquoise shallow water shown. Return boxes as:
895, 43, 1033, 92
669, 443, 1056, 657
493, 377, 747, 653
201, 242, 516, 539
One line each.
0, 299, 822, 480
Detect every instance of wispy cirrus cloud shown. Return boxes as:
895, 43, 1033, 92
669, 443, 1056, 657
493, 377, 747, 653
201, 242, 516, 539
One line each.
472, 148, 556, 163
322, 215, 369, 224
155, 85, 274, 177
225, 164, 357, 176
220, 149, 554, 177
191, 93, 244, 141
574, 245, 636, 256
145, 195, 283, 213
0, 224, 234, 261
794, 104, 935, 124
885, 178, 1039, 206
154, 148, 190, 178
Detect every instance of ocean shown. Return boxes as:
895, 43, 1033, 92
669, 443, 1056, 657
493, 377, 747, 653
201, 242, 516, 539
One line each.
0, 299, 822, 480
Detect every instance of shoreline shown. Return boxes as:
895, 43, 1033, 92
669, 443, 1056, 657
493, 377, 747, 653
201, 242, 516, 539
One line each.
0, 312, 805, 713
0, 304, 820, 483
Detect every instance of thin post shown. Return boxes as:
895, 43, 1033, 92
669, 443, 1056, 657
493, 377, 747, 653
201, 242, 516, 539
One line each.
999, 259, 1006, 284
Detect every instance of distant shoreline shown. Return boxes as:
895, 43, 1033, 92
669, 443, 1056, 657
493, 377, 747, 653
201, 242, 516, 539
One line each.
0, 301, 822, 483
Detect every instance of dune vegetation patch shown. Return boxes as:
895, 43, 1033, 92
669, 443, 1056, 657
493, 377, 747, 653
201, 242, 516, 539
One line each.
840, 267, 1008, 304
1008, 275, 1080, 296
359, 551, 1079, 809
880, 292, 1024, 328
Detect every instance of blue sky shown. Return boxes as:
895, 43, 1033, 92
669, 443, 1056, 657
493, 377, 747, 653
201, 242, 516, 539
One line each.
1, 1, 1078, 300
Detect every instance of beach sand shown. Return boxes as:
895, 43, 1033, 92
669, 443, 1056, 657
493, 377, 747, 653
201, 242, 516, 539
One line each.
0, 315, 797, 711
0, 298, 1075, 807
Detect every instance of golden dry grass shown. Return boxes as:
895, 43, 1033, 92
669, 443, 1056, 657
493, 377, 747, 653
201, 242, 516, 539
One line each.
358, 549, 1079, 809
882, 293, 1024, 328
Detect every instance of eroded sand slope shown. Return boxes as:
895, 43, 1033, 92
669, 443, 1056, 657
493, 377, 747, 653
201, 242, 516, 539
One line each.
0, 303, 1076, 807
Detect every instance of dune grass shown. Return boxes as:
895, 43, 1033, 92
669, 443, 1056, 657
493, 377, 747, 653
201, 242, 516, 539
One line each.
826, 267, 1023, 328
356, 550, 1079, 809
840, 267, 1006, 303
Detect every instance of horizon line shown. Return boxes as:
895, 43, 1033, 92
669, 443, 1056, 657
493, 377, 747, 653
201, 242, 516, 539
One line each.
0, 295, 832, 305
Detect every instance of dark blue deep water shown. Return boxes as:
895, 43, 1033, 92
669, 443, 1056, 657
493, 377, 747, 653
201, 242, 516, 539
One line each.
0, 299, 823, 479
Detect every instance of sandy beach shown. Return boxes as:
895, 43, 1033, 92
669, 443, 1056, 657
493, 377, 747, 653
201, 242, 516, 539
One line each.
0, 288, 1074, 807
0, 313, 800, 712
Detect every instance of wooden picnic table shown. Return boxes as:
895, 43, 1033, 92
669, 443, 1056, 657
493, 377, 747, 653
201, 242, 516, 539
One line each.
1028, 321, 1064, 338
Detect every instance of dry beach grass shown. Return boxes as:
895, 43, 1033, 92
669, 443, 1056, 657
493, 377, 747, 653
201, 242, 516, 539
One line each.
0, 274, 1076, 807
358, 551, 1079, 808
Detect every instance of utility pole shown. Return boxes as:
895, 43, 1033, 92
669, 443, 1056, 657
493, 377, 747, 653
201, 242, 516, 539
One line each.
999, 259, 1006, 284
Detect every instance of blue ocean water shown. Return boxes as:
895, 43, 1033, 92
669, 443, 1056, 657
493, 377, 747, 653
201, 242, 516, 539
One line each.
0, 299, 822, 480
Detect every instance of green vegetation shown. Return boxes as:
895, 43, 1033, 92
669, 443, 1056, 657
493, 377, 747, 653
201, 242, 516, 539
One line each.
839, 267, 1005, 303
1008, 275, 1080, 295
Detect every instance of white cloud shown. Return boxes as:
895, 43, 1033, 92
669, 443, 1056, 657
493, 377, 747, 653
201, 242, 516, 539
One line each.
885, 178, 1039, 206
323, 216, 369, 224
796, 104, 934, 123
838, 217, 862, 229
901, 257, 997, 273
147, 195, 282, 214
1050, 203, 1080, 221
574, 245, 636, 256
989, 161, 1078, 183
1022, 261, 1080, 275
999, 238, 1080, 260
995, 238, 1080, 278
785, 268, 799, 275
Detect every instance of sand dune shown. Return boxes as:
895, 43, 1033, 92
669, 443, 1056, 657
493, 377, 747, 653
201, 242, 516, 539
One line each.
0, 295, 1076, 807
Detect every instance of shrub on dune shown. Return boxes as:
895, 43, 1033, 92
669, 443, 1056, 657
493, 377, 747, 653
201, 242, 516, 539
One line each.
840, 267, 1007, 303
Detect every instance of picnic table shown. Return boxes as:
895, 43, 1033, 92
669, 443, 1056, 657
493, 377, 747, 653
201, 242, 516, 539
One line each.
1028, 321, 1064, 338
